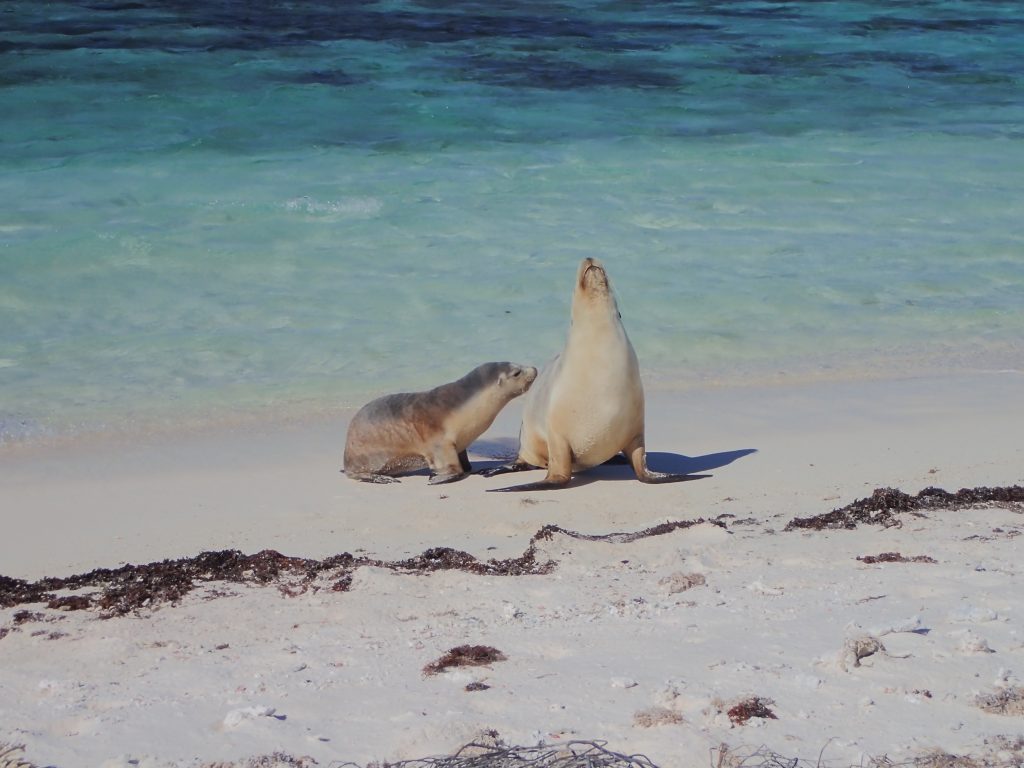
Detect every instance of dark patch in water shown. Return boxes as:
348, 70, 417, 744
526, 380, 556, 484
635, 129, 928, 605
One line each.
82, 2, 149, 10
455, 54, 681, 90
275, 69, 360, 87
4, 5, 626, 52
851, 15, 1007, 35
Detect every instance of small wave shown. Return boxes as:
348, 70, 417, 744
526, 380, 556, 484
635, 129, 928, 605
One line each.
283, 196, 383, 217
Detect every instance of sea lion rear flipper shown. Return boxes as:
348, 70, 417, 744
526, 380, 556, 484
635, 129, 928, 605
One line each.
476, 461, 534, 478
637, 471, 712, 484
626, 437, 711, 484
488, 436, 572, 492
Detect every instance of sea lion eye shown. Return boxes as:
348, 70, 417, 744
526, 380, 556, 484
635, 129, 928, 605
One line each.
513, 370, 521, 377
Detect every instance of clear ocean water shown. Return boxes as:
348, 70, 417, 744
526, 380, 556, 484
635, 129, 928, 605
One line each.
2, 0, 1022, 443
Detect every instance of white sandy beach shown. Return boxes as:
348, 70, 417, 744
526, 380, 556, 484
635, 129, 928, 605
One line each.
2, 371, 1023, 768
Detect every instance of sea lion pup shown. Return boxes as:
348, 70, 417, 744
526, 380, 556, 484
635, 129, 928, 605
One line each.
343, 362, 538, 485
482, 257, 696, 491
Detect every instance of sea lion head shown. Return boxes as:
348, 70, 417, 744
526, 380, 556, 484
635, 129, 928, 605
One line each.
572, 257, 621, 326
501, 361, 538, 396
474, 361, 538, 398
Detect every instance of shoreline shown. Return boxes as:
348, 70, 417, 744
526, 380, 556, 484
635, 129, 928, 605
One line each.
2, 369, 1021, 582
4, 337, 1022, 453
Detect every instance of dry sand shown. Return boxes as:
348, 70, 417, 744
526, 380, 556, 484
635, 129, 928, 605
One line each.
2, 371, 1023, 768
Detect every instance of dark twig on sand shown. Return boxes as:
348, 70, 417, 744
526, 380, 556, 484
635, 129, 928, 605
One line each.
359, 739, 661, 768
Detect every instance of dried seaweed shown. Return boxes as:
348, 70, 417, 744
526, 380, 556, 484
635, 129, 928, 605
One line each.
710, 743, 1002, 768
383, 538, 552, 578
632, 707, 684, 728
536, 517, 725, 544
0, 519, 713, 616
201, 753, 316, 768
423, 644, 507, 676
1, 550, 358, 618
856, 553, 937, 564
0, 742, 36, 768
785, 486, 1024, 531
975, 686, 1024, 716
726, 697, 778, 726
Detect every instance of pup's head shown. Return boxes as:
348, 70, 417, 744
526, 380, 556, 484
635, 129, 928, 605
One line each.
477, 361, 538, 398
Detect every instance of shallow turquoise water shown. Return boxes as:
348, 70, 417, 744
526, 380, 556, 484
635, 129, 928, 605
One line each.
2, 0, 1023, 441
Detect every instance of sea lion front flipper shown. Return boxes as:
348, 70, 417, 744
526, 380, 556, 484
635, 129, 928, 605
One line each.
637, 471, 711, 484
345, 471, 401, 484
429, 471, 468, 485
458, 450, 472, 473
428, 443, 469, 485
487, 435, 573, 492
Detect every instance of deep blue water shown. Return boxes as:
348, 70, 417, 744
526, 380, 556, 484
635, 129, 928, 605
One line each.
2, 0, 1023, 442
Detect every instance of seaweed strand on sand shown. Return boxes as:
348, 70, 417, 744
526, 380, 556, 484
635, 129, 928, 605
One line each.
784, 485, 1024, 531
0, 518, 723, 616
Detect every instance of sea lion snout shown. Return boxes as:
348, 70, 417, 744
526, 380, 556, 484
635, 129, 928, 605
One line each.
577, 257, 609, 294
507, 364, 538, 392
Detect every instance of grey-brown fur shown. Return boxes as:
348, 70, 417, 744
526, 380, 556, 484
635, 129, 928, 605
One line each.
343, 362, 537, 485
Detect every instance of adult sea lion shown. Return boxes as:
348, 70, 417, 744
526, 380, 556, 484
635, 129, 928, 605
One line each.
344, 362, 537, 485
482, 258, 697, 491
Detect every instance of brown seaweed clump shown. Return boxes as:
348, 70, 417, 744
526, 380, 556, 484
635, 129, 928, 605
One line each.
0, 518, 714, 617
975, 686, 1024, 716
726, 696, 777, 726
785, 485, 1024, 531
423, 645, 507, 676
857, 552, 937, 564
0, 550, 357, 618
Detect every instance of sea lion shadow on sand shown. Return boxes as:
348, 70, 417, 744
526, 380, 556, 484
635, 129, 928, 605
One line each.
470, 443, 757, 485
643, 448, 757, 476
469, 436, 522, 462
